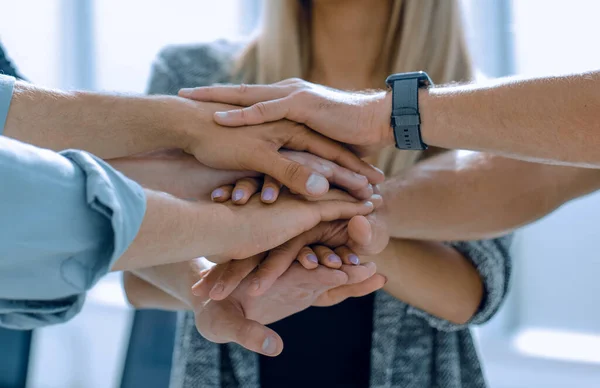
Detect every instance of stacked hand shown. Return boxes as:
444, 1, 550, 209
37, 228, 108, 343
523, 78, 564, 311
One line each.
117, 89, 392, 356
173, 98, 384, 196
179, 79, 396, 157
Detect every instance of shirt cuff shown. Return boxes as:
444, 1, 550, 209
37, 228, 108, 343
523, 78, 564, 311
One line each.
0, 295, 85, 330
60, 150, 147, 290
0, 74, 15, 135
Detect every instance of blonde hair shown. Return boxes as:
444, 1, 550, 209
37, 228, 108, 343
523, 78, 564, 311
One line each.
235, 0, 474, 175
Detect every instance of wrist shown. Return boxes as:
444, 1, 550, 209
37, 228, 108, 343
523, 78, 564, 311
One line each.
418, 88, 444, 148
374, 91, 395, 148
154, 95, 204, 151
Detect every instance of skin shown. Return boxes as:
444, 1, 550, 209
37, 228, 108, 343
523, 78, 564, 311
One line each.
3, 81, 383, 200
125, 257, 386, 356
108, 150, 377, 271
183, 0, 487, 324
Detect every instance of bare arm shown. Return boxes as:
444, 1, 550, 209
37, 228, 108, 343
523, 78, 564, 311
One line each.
367, 238, 483, 325
381, 151, 600, 241
122, 271, 189, 311
4, 81, 189, 158
184, 72, 600, 168
419, 72, 600, 167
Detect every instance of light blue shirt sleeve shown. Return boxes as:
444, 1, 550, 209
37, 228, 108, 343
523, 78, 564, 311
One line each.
0, 136, 146, 329
0, 75, 15, 135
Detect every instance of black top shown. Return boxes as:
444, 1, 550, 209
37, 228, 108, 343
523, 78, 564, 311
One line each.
0, 43, 24, 80
260, 293, 375, 388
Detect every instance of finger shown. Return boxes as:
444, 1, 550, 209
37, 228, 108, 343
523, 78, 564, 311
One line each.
209, 255, 263, 301
191, 264, 228, 299
215, 98, 294, 127
285, 129, 385, 184
303, 188, 358, 202
281, 151, 371, 200
250, 149, 330, 197
248, 232, 315, 296
334, 246, 360, 266
347, 215, 373, 246
199, 301, 283, 356
339, 262, 377, 284
313, 199, 374, 222
314, 273, 387, 307
348, 213, 390, 256
312, 245, 343, 269
232, 178, 261, 205
261, 176, 281, 203
178, 84, 293, 107
296, 246, 319, 269
211, 185, 233, 202
369, 194, 384, 209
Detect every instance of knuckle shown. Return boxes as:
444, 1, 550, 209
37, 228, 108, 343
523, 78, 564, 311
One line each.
234, 321, 254, 343
253, 102, 269, 117
239, 107, 249, 121
238, 83, 249, 94
283, 162, 304, 182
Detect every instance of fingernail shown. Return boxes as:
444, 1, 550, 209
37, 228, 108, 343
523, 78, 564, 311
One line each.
315, 163, 333, 175
191, 285, 203, 296
262, 187, 275, 201
215, 111, 230, 119
251, 278, 260, 292
306, 173, 328, 195
211, 188, 224, 200
179, 88, 193, 96
349, 254, 360, 265
211, 282, 224, 296
232, 189, 244, 202
328, 254, 342, 264
307, 254, 318, 264
355, 173, 368, 181
262, 336, 277, 355
373, 166, 384, 175
365, 201, 374, 208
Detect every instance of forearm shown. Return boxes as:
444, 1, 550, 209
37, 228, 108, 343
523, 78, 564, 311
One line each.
112, 191, 231, 271
122, 272, 188, 311
367, 237, 482, 324
418, 71, 600, 167
381, 151, 600, 241
124, 257, 210, 310
4, 81, 192, 157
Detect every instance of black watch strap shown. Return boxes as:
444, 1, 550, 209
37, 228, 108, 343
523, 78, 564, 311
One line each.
390, 78, 427, 150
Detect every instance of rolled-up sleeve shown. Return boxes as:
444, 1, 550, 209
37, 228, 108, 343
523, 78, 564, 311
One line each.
0, 136, 146, 329
407, 234, 513, 332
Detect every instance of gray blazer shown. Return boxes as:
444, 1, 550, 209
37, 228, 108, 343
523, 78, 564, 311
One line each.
147, 41, 513, 388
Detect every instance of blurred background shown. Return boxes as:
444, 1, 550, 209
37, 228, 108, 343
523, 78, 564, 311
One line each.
1, 0, 599, 387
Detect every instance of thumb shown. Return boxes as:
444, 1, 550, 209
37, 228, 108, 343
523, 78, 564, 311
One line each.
252, 150, 330, 197
196, 301, 283, 357
348, 216, 373, 247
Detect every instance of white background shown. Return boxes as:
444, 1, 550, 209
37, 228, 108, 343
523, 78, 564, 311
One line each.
1, 0, 600, 387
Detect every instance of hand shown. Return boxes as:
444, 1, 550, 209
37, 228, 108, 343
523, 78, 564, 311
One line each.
203, 189, 376, 263
246, 208, 389, 296
193, 198, 388, 300
212, 150, 374, 204
109, 149, 258, 199
110, 149, 372, 202
179, 79, 395, 157
172, 98, 384, 197
192, 258, 385, 356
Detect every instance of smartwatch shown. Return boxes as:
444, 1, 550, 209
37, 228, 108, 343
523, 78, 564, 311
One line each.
385, 71, 433, 150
